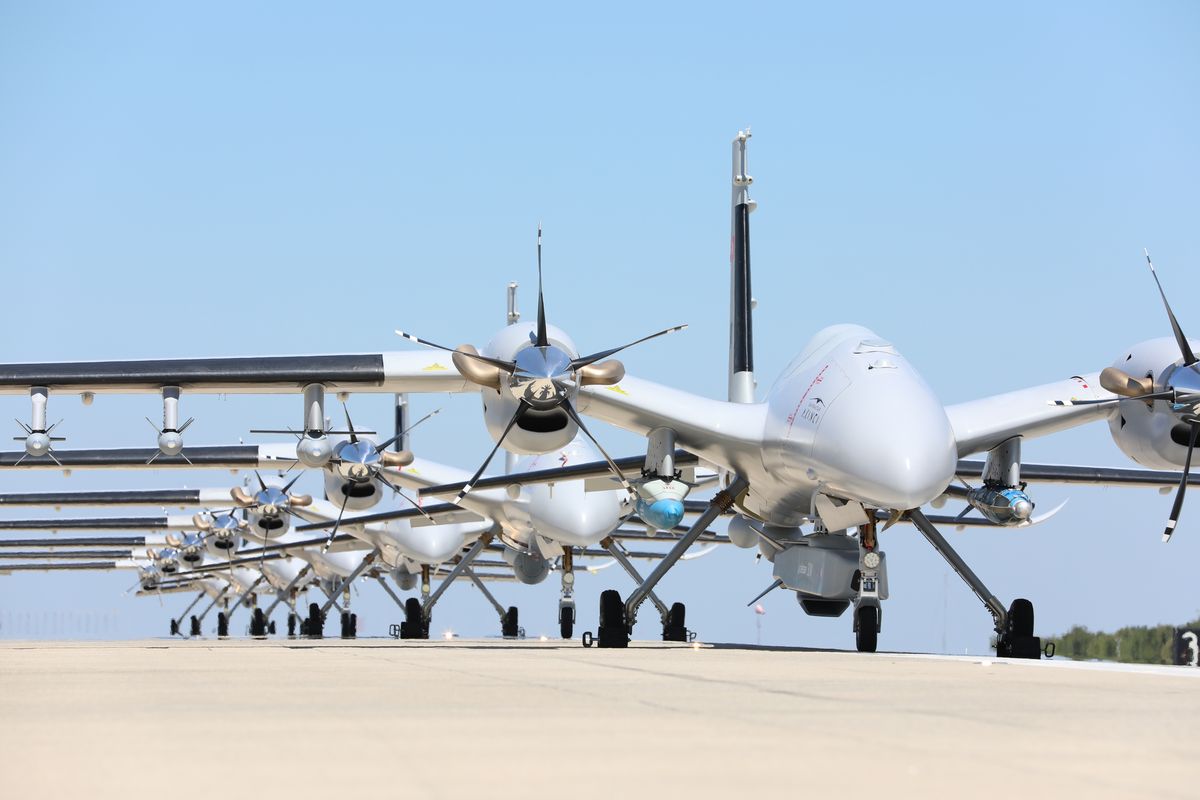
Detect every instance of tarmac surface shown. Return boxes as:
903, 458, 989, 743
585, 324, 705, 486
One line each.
1, 639, 1196, 799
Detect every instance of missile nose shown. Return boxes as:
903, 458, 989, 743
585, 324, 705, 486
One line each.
1013, 499, 1033, 520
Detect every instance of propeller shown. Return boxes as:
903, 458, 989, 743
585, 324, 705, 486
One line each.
229, 471, 313, 518
396, 225, 686, 503
326, 403, 432, 522
1059, 251, 1200, 542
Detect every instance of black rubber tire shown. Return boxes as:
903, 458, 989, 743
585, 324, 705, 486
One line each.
559, 603, 575, 640
217, 612, 229, 638
998, 634, 1042, 659
170, 619, 179, 636
855, 605, 878, 653
501, 606, 519, 639
268, 620, 276, 636
250, 608, 267, 638
349, 613, 357, 638
597, 589, 629, 648
189, 616, 201, 637
1007, 598, 1034, 637
307, 602, 323, 639
662, 602, 687, 642
402, 597, 428, 639
340, 610, 357, 639
287, 613, 297, 638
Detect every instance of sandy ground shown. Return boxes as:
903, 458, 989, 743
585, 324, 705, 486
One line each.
0, 638, 1196, 799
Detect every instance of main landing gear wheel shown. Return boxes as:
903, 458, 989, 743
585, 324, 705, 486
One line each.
662, 602, 687, 643
306, 602, 324, 639
501, 606, 519, 639
250, 608, 267, 638
170, 619, 179, 637
559, 601, 575, 640
400, 597, 428, 640
268, 620, 276, 636
855, 605, 878, 653
996, 598, 1041, 659
189, 616, 201, 637
597, 589, 629, 649
287, 613, 297, 638
340, 611, 358, 639
216, 612, 229, 638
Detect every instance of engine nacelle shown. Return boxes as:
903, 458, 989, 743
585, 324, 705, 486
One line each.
323, 467, 384, 513
176, 533, 206, 563
478, 323, 580, 455
1107, 337, 1200, 469
504, 546, 550, 585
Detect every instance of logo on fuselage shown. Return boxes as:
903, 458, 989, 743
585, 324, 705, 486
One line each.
800, 397, 825, 426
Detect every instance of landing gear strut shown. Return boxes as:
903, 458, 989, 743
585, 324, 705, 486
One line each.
854, 518, 883, 653
559, 547, 575, 640
588, 478, 746, 648
908, 509, 1041, 659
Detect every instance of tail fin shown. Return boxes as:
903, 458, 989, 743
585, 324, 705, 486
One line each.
728, 128, 757, 403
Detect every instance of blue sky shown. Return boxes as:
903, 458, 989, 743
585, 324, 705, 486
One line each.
0, 2, 1197, 651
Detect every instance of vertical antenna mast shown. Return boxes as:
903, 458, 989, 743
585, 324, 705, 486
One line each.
729, 128, 757, 403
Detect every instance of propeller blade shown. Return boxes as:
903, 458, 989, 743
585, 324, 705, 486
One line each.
570, 324, 689, 371
535, 224, 548, 348
1145, 250, 1197, 367
281, 472, 304, 494
395, 331, 516, 372
323, 495, 351, 554
341, 402, 358, 444
374, 408, 442, 452
255, 472, 268, 492
455, 401, 528, 505
1163, 421, 1200, 542
561, 402, 633, 496
373, 472, 435, 523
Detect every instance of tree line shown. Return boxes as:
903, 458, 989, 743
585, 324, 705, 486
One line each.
1049, 617, 1200, 664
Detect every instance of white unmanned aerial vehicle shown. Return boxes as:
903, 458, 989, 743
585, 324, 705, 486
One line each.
2, 131, 1196, 655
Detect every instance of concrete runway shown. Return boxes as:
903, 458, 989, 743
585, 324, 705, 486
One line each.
1, 639, 1196, 799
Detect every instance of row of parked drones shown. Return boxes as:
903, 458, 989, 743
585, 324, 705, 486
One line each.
3, 129, 1200, 656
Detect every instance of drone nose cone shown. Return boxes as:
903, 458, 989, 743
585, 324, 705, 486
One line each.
637, 498, 685, 531
813, 366, 956, 511
528, 484, 624, 547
